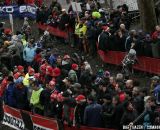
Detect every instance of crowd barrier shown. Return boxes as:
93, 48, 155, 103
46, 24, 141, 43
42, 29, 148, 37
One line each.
98, 50, 160, 74
2, 105, 116, 130
37, 23, 68, 39
37, 23, 160, 75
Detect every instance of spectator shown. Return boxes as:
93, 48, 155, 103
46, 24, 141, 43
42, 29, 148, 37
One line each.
59, 9, 70, 31
143, 96, 156, 129
4, 76, 16, 107
149, 76, 160, 95
98, 26, 110, 52
30, 80, 44, 115
13, 77, 29, 110
40, 80, 56, 117
120, 101, 138, 126
125, 30, 137, 52
84, 95, 103, 128
132, 86, 144, 115
102, 94, 114, 128
112, 95, 124, 130
74, 94, 87, 127
68, 64, 78, 83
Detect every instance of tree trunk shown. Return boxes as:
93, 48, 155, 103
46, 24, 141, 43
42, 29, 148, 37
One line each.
137, 0, 157, 32
104, 0, 109, 8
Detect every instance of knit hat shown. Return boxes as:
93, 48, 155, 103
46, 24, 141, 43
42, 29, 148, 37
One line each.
28, 67, 35, 75
17, 65, 24, 72
15, 77, 24, 85
119, 92, 126, 103
52, 67, 61, 77
75, 95, 86, 102
4, 28, 12, 35
63, 55, 70, 60
102, 26, 109, 31
72, 64, 78, 70
34, 73, 40, 79
103, 70, 110, 78
40, 64, 47, 74
14, 72, 21, 79
46, 66, 53, 75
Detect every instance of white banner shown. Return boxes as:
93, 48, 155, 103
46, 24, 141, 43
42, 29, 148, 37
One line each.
71, 2, 82, 12
3, 113, 25, 130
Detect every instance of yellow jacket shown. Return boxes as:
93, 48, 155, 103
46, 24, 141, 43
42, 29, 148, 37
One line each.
30, 87, 44, 110
75, 23, 87, 38
23, 73, 30, 86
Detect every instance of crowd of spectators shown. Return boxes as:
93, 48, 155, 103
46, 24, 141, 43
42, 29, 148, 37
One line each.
36, 0, 160, 58
0, 1, 160, 130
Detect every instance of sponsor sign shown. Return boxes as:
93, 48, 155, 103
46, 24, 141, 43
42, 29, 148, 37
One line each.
0, 5, 37, 19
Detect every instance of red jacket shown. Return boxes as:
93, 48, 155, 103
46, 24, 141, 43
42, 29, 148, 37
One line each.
152, 31, 160, 41
0, 77, 8, 97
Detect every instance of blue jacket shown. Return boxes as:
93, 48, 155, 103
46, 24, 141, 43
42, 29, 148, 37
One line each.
23, 46, 36, 62
4, 83, 16, 107
13, 87, 29, 110
84, 103, 103, 128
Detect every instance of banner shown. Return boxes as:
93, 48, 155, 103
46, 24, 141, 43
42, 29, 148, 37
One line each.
2, 105, 59, 130
0, 5, 37, 19
71, 2, 82, 12
2, 105, 116, 130
37, 23, 68, 39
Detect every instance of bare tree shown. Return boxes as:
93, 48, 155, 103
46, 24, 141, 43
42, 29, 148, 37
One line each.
137, 0, 157, 32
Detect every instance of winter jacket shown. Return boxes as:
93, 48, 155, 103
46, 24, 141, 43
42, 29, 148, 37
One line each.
102, 102, 114, 128
59, 13, 70, 30
13, 86, 29, 110
74, 102, 87, 126
112, 103, 124, 129
98, 31, 110, 52
0, 77, 8, 97
4, 82, 16, 107
68, 70, 78, 83
30, 87, 44, 110
153, 85, 160, 104
75, 23, 87, 38
40, 89, 53, 117
23, 73, 30, 86
23, 45, 36, 63
132, 95, 144, 115
84, 103, 103, 128
120, 110, 138, 126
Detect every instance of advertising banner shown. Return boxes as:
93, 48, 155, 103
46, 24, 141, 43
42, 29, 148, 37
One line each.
2, 105, 59, 130
0, 5, 37, 19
